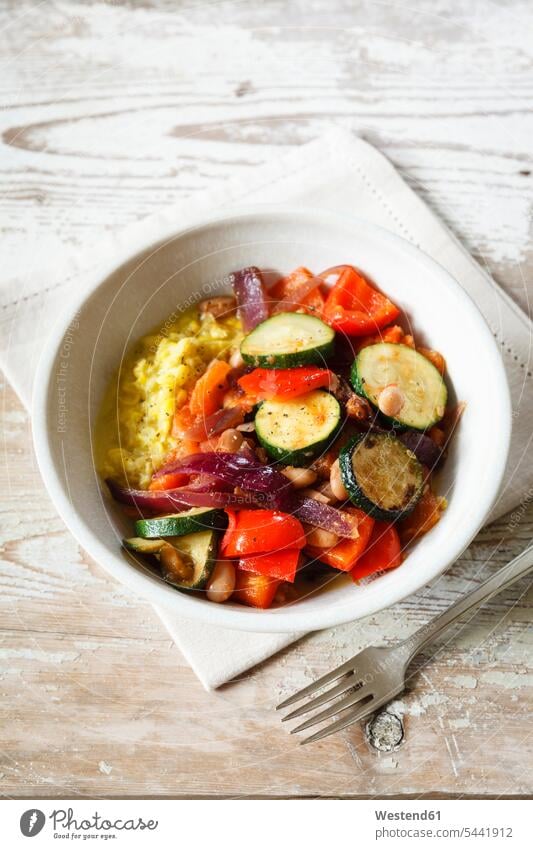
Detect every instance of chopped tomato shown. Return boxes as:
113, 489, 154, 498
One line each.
222, 509, 306, 557
189, 359, 232, 418
323, 266, 400, 336
270, 266, 312, 300
148, 471, 189, 491
399, 488, 446, 544
301, 286, 326, 315
238, 548, 301, 583
238, 367, 334, 401
270, 266, 325, 315
233, 571, 280, 609
306, 509, 375, 572
350, 521, 402, 582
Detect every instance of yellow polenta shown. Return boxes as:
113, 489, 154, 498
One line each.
95, 305, 242, 488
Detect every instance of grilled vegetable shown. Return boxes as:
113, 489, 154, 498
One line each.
350, 521, 403, 581
352, 343, 447, 430
123, 537, 166, 555
291, 494, 360, 538
233, 570, 280, 609
189, 359, 232, 418
134, 507, 227, 539
238, 548, 301, 583
148, 471, 189, 491
240, 312, 335, 368
323, 266, 400, 336
221, 509, 306, 557
255, 389, 341, 465
231, 266, 269, 331
270, 266, 326, 315
306, 508, 375, 572
398, 430, 442, 469
399, 487, 446, 543
124, 530, 219, 590
238, 367, 334, 401
339, 433, 424, 521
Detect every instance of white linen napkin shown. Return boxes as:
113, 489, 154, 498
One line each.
1, 129, 532, 690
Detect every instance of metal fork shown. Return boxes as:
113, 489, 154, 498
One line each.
278, 543, 533, 744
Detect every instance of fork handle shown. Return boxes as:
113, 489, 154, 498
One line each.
400, 542, 533, 663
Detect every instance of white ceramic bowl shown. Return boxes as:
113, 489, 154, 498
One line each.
32, 207, 511, 632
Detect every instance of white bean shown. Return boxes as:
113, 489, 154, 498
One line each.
229, 348, 244, 369
217, 428, 244, 452
281, 466, 318, 489
206, 560, 236, 603
159, 544, 194, 582
378, 384, 405, 417
330, 459, 348, 501
305, 526, 340, 548
300, 487, 330, 503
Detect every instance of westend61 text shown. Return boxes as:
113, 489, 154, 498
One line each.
375, 810, 441, 821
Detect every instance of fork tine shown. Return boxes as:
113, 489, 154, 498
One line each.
276, 656, 359, 710
290, 688, 373, 734
300, 697, 379, 745
282, 675, 368, 722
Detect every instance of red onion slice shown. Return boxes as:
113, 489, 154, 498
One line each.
231, 266, 269, 331
291, 495, 359, 538
399, 431, 441, 469
106, 479, 274, 512
152, 451, 290, 498
316, 265, 348, 287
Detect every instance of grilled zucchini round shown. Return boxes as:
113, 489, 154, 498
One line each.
255, 389, 341, 465
352, 343, 447, 430
241, 312, 335, 368
339, 432, 424, 521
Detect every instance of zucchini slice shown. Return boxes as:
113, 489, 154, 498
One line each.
352, 343, 447, 430
339, 433, 424, 521
123, 530, 219, 591
255, 389, 341, 465
123, 537, 166, 555
241, 312, 335, 368
135, 507, 227, 539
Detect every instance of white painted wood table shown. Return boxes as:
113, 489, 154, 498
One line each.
1, 0, 532, 798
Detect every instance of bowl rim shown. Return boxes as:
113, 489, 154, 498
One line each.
32, 205, 512, 632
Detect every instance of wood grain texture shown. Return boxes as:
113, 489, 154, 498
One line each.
0, 0, 532, 798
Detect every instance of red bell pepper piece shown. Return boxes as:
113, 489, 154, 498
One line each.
306, 509, 375, 572
351, 521, 403, 582
222, 509, 306, 557
323, 266, 400, 336
238, 367, 334, 401
233, 571, 280, 609
148, 471, 189, 491
238, 548, 301, 583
